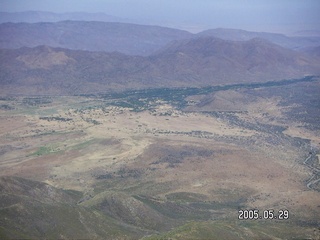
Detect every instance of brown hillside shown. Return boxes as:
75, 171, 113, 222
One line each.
0, 37, 319, 95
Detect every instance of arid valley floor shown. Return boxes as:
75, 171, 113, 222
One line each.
1, 78, 320, 239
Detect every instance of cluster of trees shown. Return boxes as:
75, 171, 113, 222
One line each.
39, 116, 72, 122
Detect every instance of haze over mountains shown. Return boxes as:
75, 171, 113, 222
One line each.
198, 28, 320, 50
1, 20, 320, 55
0, 11, 319, 95
0, 21, 192, 56
0, 11, 129, 24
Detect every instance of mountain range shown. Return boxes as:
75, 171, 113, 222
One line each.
0, 17, 319, 95
0, 21, 192, 56
1, 21, 320, 56
1, 36, 319, 95
198, 28, 320, 50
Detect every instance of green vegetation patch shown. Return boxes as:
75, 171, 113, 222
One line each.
22, 97, 52, 106
0, 104, 14, 110
39, 116, 72, 122
165, 191, 246, 211
144, 220, 316, 240
133, 195, 212, 220
29, 145, 61, 157
166, 192, 208, 203
87, 76, 318, 111
71, 139, 97, 150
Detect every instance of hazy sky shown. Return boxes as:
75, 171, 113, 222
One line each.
1, 0, 319, 33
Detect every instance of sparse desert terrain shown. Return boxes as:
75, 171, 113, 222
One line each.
1, 77, 319, 239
